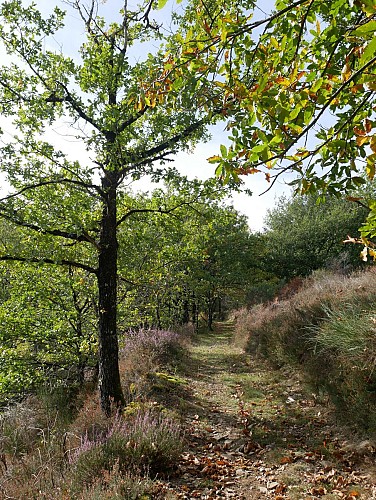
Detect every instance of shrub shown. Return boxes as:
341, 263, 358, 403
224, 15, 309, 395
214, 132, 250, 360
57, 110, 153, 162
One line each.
120, 329, 186, 400
122, 329, 184, 365
69, 407, 183, 491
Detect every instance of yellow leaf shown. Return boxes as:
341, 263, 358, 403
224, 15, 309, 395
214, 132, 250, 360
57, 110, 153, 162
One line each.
366, 159, 375, 180
370, 135, 376, 153
207, 155, 221, 163
368, 248, 376, 260
356, 135, 370, 146
341, 62, 352, 82
136, 100, 145, 112
270, 36, 279, 49
366, 81, 376, 91
360, 246, 368, 261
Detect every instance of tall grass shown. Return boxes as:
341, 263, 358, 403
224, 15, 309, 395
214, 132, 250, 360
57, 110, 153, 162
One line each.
233, 269, 376, 430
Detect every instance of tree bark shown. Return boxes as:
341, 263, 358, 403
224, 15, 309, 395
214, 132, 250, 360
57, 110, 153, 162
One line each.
97, 173, 125, 416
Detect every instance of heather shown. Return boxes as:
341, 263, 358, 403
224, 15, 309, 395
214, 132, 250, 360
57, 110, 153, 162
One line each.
0, 327, 187, 498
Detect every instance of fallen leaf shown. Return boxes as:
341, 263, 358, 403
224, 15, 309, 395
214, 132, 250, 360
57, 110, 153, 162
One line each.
267, 481, 279, 490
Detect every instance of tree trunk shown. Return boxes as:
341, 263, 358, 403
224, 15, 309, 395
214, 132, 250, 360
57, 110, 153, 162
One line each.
97, 175, 125, 416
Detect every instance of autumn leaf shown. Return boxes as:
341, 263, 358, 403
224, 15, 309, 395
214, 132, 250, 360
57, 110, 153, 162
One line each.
370, 136, 376, 153
364, 118, 372, 133
347, 490, 360, 498
353, 126, 367, 136
356, 136, 369, 146
207, 155, 221, 163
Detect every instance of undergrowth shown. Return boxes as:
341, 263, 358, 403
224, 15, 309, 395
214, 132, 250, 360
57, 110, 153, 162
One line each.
0, 326, 189, 498
233, 268, 376, 432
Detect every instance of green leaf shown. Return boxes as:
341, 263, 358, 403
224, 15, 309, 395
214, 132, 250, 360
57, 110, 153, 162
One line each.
220, 144, 228, 158
311, 78, 324, 93
289, 106, 301, 121
157, 0, 168, 9
358, 36, 376, 69
351, 20, 376, 38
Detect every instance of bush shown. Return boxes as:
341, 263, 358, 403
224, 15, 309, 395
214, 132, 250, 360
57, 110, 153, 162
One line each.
69, 407, 183, 491
120, 328, 186, 400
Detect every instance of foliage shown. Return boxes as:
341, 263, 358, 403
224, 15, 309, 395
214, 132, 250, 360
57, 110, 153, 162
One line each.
0, 257, 97, 399
263, 193, 369, 279
0, 0, 232, 413
117, 182, 262, 330
174, 0, 376, 190
0, 321, 187, 498
234, 269, 376, 429
120, 328, 187, 401
70, 408, 182, 487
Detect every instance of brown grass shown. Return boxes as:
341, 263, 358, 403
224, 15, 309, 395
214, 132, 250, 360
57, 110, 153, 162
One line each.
0, 327, 189, 498
233, 268, 376, 430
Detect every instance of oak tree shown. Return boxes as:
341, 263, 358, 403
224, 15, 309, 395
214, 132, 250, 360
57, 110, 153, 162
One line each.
0, 0, 223, 414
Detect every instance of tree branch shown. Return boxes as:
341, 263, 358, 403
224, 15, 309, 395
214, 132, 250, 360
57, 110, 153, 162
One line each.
0, 209, 99, 247
0, 255, 97, 274
53, 81, 107, 135
121, 116, 209, 172
0, 178, 103, 202
259, 91, 374, 195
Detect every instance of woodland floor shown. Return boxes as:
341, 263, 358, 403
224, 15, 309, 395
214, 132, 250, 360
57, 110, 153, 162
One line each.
156, 322, 376, 499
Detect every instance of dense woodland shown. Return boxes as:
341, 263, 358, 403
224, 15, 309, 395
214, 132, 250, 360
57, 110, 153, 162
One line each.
0, 0, 375, 497
0, 187, 370, 402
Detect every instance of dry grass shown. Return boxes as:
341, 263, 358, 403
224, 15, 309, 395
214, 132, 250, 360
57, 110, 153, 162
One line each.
233, 268, 376, 431
0, 327, 188, 498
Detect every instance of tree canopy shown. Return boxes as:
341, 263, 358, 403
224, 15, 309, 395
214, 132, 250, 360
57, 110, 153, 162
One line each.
0, 0, 231, 414
164, 0, 376, 234
264, 193, 368, 279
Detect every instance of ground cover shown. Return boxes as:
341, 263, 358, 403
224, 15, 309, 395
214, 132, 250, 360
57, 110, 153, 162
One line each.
160, 323, 376, 499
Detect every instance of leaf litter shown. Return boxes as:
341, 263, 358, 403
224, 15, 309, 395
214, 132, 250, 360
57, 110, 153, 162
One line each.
155, 324, 376, 499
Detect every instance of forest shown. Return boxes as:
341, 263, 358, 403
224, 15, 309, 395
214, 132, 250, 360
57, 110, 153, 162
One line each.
0, 0, 375, 497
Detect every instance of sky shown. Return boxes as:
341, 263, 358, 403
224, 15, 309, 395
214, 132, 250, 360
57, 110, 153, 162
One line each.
1, 0, 293, 232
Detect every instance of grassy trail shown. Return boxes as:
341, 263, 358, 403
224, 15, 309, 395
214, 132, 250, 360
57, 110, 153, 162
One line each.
162, 322, 376, 499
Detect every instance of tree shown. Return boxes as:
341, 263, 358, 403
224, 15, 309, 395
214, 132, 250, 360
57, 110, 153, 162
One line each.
0, 0, 227, 414
264, 194, 368, 279
116, 180, 256, 331
0, 258, 97, 399
172, 0, 376, 220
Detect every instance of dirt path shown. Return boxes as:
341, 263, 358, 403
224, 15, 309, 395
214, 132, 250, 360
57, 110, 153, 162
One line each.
161, 323, 376, 499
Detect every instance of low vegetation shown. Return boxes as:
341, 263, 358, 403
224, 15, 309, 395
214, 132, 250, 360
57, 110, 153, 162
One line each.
233, 268, 376, 432
0, 327, 188, 498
